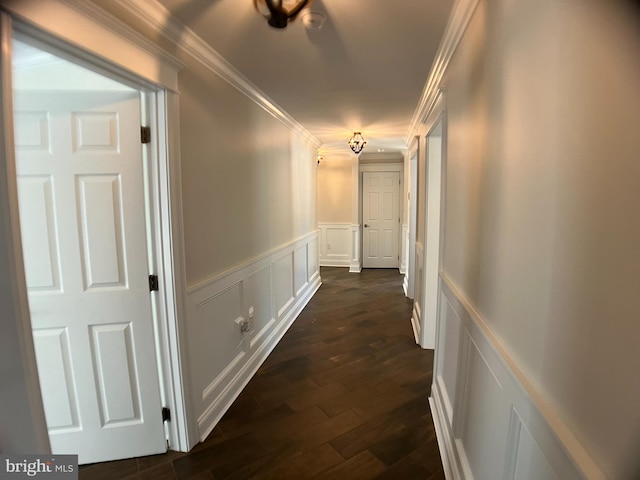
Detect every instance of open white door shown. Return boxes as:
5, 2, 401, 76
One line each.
14, 88, 167, 464
362, 171, 400, 268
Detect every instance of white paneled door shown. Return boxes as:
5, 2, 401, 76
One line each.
14, 91, 166, 464
362, 171, 400, 268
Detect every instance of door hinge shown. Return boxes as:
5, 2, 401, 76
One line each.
162, 407, 171, 423
149, 274, 159, 292
141, 126, 151, 144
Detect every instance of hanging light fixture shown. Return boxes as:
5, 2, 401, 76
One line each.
254, 0, 313, 29
348, 132, 366, 154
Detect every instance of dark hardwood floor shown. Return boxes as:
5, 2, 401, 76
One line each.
79, 267, 443, 479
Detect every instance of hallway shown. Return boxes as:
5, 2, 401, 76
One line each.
79, 267, 442, 479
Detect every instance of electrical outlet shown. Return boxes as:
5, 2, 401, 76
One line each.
234, 316, 250, 334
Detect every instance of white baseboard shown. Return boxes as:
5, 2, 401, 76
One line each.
410, 307, 421, 345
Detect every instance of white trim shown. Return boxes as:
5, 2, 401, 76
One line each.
114, 0, 320, 149
406, 0, 481, 144
410, 309, 420, 345
153, 89, 197, 450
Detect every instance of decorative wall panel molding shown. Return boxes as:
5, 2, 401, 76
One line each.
186, 231, 321, 441
430, 274, 606, 480
318, 223, 351, 267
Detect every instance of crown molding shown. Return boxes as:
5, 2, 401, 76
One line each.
113, 0, 321, 149
61, 0, 184, 73
405, 0, 480, 144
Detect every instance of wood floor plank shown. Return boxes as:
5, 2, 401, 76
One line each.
291, 409, 366, 452
285, 381, 349, 412
251, 443, 344, 479
312, 451, 386, 480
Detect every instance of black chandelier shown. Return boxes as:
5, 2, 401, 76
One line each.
254, 0, 313, 29
348, 132, 366, 154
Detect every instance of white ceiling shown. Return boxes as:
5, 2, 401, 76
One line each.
157, 0, 455, 159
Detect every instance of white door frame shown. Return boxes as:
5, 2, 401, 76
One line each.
418, 92, 447, 349
405, 139, 419, 298
0, 9, 196, 453
359, 163, 404, 270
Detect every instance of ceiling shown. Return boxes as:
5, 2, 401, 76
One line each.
160, 0, 454, 158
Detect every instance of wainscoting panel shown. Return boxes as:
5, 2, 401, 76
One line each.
506, 408, 560, 480
274, 252, 295, 319
435, 294, 462, 424
294, 245, 308, 296
190, 282, 244, 402
245, 264, 273, 346
456, 331, 510, 479
186, 231, 321, 441
318, 223, 351, 267
308, 237, 319, 278
430, 274, 605, 480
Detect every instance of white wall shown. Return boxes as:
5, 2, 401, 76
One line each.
317, 159, 352, 266
179, 56, 317, 284
317, 159, 352, 224
432, 0, 640, 478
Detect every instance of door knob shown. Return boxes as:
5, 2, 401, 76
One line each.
364, 224, 370, 228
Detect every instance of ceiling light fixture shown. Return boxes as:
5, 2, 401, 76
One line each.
254, 0, 313, 29
348, 132, 366, 154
